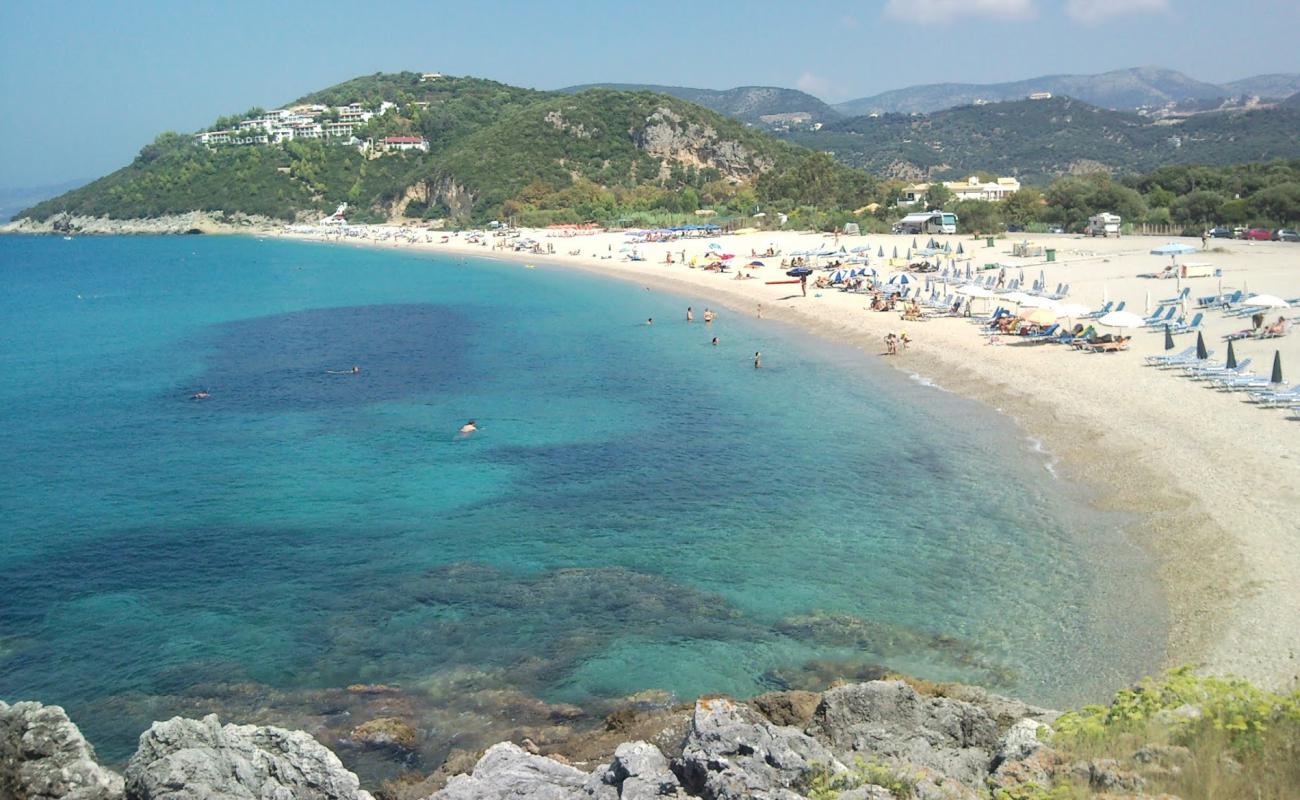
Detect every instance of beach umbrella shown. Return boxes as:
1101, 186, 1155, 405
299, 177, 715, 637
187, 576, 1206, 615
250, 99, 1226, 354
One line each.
965, 264, 973, 280
1245, 294, 1290, 308
749, 260, 765, 267
957, 285, 993, 297
1270, 350, 1283, 384
944, 242, 951, 253
1018, 295, 1059, 308
1164, 324, 1175, 351
912, 237, 918, 248
1002, 291, 1037, 305
1039, 269, 1046, 289
1098, 310, 1145, 328
1019, 307, 1058, 325
1195, 331, 1208, 360
1018, 268, 1026, 284
708, 242, 722, 251
786, 267, 813, 277
887, 273, 915, 286
1226, 340, 1237, 370
878, 246, 884, 257
1056, 302, 1091, 317
957, 242, 964, 255
906, 248, 913, 259
892, 246, 899, 259
720, 253, 734, 260
1151, 242, 1197, 263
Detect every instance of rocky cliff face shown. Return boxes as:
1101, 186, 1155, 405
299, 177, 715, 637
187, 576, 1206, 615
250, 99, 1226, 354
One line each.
11, 680, 1160, 800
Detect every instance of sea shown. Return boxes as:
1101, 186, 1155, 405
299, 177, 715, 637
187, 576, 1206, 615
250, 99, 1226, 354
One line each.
0, 235, 1166, 775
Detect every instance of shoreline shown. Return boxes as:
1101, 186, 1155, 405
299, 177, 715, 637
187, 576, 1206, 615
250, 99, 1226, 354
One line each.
276, 225, 1299, 693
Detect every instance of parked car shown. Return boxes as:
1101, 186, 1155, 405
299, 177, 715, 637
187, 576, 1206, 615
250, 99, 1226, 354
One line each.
1243, 228, 1273, 240
1208, 227, 1234, 239
1274, 229, 1300, 242
1048, 226, 1065, 234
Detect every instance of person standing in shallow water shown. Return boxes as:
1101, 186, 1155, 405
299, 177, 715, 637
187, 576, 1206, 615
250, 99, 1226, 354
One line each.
687, 306, 693, 322
754, 351, 762, 368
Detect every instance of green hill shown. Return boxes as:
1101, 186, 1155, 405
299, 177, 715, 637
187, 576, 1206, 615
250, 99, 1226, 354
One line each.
18, 73, 860, 226
560, 83, 840, 128
786, 96, 1300, 183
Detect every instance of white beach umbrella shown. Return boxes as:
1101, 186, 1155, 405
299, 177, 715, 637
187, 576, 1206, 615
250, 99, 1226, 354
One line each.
1055, 303, 1091, 317
957, 285, 994, 297
1098, 310, 1146, 329
1001, 291, 1037, 305
1245, 294, 1290, 307
1017, 295, 1059, 309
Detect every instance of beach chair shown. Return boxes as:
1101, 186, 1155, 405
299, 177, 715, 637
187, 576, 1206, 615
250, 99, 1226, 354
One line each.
1023, 324, 1061, 339
1144, 346, 1196, 366
1143, 307, 1178, 328
1247, 385, 1300, 406
1185, 358, 1252, 380
1157, 287, 1191, 305
1046, 283, 1070, 300
1217, 375, 1280, 392
1166, 312, 1203, 335
1156, 349, 1214, 369
1080, 302, 1114, 320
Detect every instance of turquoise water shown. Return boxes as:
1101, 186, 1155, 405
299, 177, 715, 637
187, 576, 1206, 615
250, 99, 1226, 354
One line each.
0, 235, 1164, 767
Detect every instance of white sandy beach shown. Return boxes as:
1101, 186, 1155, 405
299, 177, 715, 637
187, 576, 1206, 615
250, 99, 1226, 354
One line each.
282, 224, 1300, 691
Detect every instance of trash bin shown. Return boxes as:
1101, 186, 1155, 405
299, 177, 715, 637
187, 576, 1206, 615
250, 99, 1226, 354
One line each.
985, 236, 994, 247
1045, 249, 1056, 262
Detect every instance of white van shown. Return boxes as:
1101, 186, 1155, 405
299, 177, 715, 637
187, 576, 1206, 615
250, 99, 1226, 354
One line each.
1087, 213, 1121, 238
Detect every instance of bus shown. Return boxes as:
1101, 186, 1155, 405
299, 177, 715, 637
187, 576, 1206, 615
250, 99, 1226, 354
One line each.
893, 211, 958, 235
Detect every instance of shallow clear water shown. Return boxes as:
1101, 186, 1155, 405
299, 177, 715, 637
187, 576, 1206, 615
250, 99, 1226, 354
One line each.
0, 235, 1165, 764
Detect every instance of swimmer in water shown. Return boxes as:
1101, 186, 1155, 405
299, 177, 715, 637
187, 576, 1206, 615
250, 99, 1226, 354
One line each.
754, 351, 762, 369
351, 365, 360, 374
646, 318, 653, 325
191, 390, 209, 400
459, 419, 478, 434
712, 337, 719, 346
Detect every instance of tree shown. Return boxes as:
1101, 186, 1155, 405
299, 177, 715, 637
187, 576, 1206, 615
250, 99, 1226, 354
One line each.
1249, 182, 1300, 225
952, 199, 1000, 233
1170, 190, 1226, 225
925, 183, 953, 210
1002, 187, 1044, 226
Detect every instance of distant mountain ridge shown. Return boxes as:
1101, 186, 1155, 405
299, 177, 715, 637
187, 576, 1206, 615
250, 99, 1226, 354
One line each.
784, 95, 1300, 182
834, 67, 1300, 115
560, 83, 841, 127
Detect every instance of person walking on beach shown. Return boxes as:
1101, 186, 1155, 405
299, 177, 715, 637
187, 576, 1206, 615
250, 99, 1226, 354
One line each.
1201, 230, 1209, 250
687, 306, 694, 322
800, 275, 807, 297
754, 351, 762, 368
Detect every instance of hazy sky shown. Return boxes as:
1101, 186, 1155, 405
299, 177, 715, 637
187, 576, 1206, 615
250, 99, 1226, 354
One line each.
1, 0, 1296, 188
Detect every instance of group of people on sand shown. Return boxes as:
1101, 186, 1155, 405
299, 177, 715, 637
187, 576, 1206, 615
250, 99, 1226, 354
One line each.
883, 332, 910, 356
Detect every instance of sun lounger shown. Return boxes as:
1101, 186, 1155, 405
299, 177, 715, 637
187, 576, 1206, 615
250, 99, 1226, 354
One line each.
1080, 301, 1113, 320
1217, 376, 1279, 392
1184, 358, 1252, 379
1247, 385, 1300, 406
1156, 287, 1191, 305
1085, 338, 1130, 353
1166, 312, 1204, 335
1145, 346, 1196, 366
1142, 307, 1178, 327
1155, 349, 1214, 368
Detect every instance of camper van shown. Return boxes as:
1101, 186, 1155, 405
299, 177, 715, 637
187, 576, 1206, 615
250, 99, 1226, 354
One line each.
894, 211, 958, 235
1086, 213, 1121, 238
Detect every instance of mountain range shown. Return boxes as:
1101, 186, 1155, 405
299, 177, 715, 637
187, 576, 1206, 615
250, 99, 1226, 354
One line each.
560, 84, 840, 127
786, 95, 1300, 183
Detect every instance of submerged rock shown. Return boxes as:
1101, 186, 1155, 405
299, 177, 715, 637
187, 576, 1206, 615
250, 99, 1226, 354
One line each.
350, 717, 419, 751
808, 680, 998, 788
0, 699, 125, 800
675, 697, 841, 800
124, 713, 373, 800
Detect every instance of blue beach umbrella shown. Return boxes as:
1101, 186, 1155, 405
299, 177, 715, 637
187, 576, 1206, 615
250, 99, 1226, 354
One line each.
912, 237, 918, 248
1271, 350, 1283, 384
1226, 340, 1237, 369
906, 248, 912, 259
1150, 242, 1197, 256
787, 267, 814, 277
1195, 331, 1208, 360
878, 246, 884, 257
892, 246, 898, 259
965, 264, 973, 280
956, 242, 964, 254
1164, 324, 1175, 351
887, 273, 914, 286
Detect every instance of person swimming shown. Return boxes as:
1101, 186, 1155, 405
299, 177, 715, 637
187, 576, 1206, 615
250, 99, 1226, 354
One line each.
459, 420, 478, 434
712, 337, 719, 346
191, 390, 209, 400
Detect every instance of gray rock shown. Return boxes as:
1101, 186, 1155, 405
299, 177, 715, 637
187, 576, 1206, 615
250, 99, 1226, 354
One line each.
808, 681, 998, 787
124, 713, 372, 800
674, 697, 842, 800
602, 741, 683, 799
429, 742, 614, 800
0, 699, 124, 800
993, 718, 1049, 766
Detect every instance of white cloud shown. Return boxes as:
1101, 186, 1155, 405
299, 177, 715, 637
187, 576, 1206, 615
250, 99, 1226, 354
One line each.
1065, 0, 1169, 23
883, 0, 1037, 23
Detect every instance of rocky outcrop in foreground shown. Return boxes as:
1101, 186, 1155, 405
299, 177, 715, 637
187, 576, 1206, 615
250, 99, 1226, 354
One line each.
9, 680, 1172, 800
